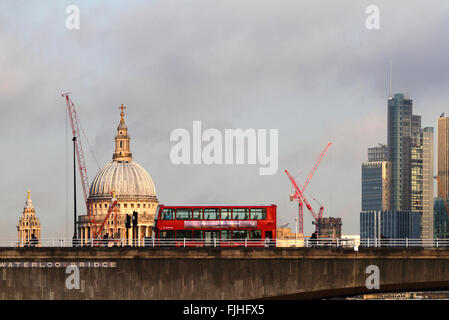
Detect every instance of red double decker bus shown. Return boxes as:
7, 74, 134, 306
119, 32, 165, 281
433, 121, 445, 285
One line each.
154, 205, 276, 247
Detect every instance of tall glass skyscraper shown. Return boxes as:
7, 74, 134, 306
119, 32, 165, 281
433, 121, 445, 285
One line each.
388, 93, 414, 211
361, 161, 391, 211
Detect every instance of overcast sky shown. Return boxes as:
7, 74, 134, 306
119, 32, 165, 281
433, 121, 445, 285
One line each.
1, 0, 449, 239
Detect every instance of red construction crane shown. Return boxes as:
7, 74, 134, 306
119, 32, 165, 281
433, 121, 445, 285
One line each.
285, 142, 332, 234
62, 93, 98, 236
93, 191, 118, 239
307, 191, 325, 219
286, 169, 317, 235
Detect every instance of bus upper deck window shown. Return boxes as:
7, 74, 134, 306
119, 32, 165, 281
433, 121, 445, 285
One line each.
221, 209, 231, 220
176, 209, 192, 220
251, 208, 266, 220
204, 208, 218, 220
162, 209, 174, 220
193, 209, 202, 220
233, 208, 249, 220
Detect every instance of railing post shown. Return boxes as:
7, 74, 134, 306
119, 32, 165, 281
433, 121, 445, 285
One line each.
406, 237, 408, 248
336, 238, 339, 248
437, 237, 439, 248
184, 237, 186, 248
152, 237, 155, 248
245, 238, 247, 248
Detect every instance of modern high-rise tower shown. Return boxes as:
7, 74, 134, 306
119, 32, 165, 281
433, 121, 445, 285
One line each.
422, 127, 434, 239
437, 116, 449, 197
361, 160, 391, 211
386, 93, 434, 238
435, 116, 449, 239
387, 93, 415, 211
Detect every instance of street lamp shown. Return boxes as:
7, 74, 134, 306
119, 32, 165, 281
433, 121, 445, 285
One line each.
295, 217, 298, 246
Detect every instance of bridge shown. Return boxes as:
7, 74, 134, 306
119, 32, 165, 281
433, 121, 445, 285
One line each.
1, 247, 449, 299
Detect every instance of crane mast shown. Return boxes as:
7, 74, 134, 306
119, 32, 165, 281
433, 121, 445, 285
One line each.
301, 142, 332, 195
285, 142, 331, 235
62, 93, 97, 236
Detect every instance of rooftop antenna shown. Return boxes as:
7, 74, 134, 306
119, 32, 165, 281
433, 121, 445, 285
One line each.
389, 60, 393, 99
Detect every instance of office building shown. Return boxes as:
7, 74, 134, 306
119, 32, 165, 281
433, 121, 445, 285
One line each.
434, 116, 449, 239
316, 217, 342, 239
360, 210, 421, 239
361, 161, 391, 211
437, 116, 449, 197
368, 144, 388, 162
434, 198, 449, 239
388, 93, 415, 211
422, 127, 434, 239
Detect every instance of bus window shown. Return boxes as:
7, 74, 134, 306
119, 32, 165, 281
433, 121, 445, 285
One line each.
250, 230, 262, 239
176, 230, 192, 239
193, 230, 202, 239
250, 208, 266, 220
204, 231, 219, 239
193, 209, 202, 220
233, 208, 249, 220
233, 230, 248, 239
204, 208, 218, 220
221, 208, 232, 220
221, 230, 232, 240
176, 209, 192, 220
160, 230, 174, 239
161, 209, 174, 220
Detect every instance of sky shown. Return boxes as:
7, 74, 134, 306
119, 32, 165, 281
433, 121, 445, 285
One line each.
1, 0, 449, 239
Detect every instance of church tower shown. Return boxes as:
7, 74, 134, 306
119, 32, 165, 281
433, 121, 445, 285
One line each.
113, 104, 132, 162
17, 191, 41, 247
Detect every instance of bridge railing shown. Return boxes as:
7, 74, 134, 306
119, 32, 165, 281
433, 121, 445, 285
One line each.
2, 237, 449, 248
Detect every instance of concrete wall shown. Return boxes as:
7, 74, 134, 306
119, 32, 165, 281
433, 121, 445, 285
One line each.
2, 247, 449, 299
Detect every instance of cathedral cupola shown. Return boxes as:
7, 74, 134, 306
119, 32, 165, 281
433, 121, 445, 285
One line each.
17, 191, 41, 247
113, 104, 132, 162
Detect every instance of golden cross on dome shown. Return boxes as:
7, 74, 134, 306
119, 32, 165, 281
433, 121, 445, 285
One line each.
119, 104, 126, 123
